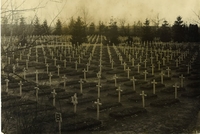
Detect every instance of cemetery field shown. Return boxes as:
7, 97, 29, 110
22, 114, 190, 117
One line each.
1, 41, 200, 133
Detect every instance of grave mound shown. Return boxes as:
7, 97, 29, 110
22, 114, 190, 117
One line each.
161, 87, 185, 93
140, 83, 165, 90
187, 82, 200, 88
87, 102, 122, 111
107, 78, 130, 83
181, 89, 200, 98
107, 90, 136, 97
150, 98, 180, 107
128, 93, 157, 102
123, 81, 148, 86
109, 107, 147, 118
61, 118, 101, 131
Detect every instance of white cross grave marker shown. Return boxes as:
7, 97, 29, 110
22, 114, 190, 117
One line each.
62, 75, 67, 88
113, 74, 118, 87
116, 85, 123, 103
143, 70, 148, 81
166, 67, 171, 77
151, 79, 157, 94
140, 91, 147, 108
79, 79, 84, 94
94, 99, 102, 120
5, 79, 9, 93
179, 74, 185, 88
49, 72, 53, 86
71, 93, 78, 113
131, 76, 137, 91
51, 89, 57, 106
126, 67, 131, 79
173, 83, 179, 99
34, 86, 39, 102
18, 81, 23, 96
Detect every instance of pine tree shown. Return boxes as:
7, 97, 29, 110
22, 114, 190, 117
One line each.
142, 18, 153, 42
33, 17, 41, 35
71, 16, 87, 46
53, 19, 62, 35
41, 20, 50, 35
172, 16, 185, 42
159, 20, 171, 42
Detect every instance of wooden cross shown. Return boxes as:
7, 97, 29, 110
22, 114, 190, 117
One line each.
34, 86, 39, 102
179, 74, 185, 88
82, 68, 87, 81
128, 54, 131, 62
12, 65, 16, 73
71, 93, 78, 113
150, 56, 154, 64
151, 64, 155, 75
96, 83, 102, 98
140, 91, 147, 108
157, 61, 161, 70
113, 74, 118, 87
94, 99, 102, 120
119, 56, 123, 65
63, 59, 66, 68
60, 53, 62, 61
132, 58, 135, 66
86, 63, 90, 71
160, 71, 165, 84
166, 55, 170, 63
136, 63, 141, 73
51, 89, 57, 107
62, 75, 67, 88
46, 64, 49, 74
162, 57, 166, 66
19, 52, 22, 60
111, 59, 114, 69
16, 58, 19, 67
26, 59, 29, 69
23, 68, 26, 79
144, 59, 147, 68
126, 67, 131, 79
175, 59, 179, 67
116, 85, 123, 102
5, 79, 9, 93
35, 70, 39, 84
173, 83, 179, 99
131, 76, 137, 91
57, 65, 60, 76
54, 57, 57, 66
155, 54, 158, 61
135, 52, 138, 59
36, 54, 38, 62
187, 64, 190, 74
75, 61, 78, 70
139, 56, 142, 63
143, 70, 148, 81
99, 64, 103, 73
79, 79, 84, 94
44, 56, 47, 64
151, 79, 157, 94
78, 55, 81, 64
72, 50, 75, 58
49, 72, 53, 85
18, 81, 23, 96
69, 55, 71, 62
166, 67, 171, 77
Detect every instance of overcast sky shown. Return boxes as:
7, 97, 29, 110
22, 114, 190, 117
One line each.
1, 0, 200, 26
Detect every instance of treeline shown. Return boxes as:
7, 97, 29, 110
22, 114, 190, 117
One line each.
1, 15, 200, 45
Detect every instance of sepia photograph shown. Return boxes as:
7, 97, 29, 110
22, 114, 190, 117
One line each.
1, 0, 200, 133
